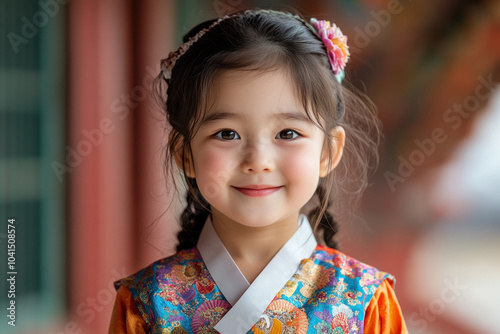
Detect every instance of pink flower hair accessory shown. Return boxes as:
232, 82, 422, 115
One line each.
310, 18, 350, 83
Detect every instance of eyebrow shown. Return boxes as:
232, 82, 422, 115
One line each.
273, 112, 312, 123
201, 111, 312, 125
202, 111, 241, 124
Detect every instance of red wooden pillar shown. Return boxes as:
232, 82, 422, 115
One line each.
67, 0, 176, 332
67, 0, 133, 332
133, 0, 179, 270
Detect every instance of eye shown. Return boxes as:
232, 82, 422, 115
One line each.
276, 129, 300, 140
214, 129, 240, 140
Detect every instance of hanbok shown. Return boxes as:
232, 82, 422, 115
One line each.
109, 214, 407, 333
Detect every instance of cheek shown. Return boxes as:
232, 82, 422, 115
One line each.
193, 145, 237, 191
281, 145, 321, 184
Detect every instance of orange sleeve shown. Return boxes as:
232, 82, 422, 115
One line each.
108, 284, 150, 334
364, 278, 408, 333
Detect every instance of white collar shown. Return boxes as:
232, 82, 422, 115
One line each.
197, 213, 318, 334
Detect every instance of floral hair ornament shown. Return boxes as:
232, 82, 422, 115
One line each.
310, 18, 350, 83
160, 11, 350, 84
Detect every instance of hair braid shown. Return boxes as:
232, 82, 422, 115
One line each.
176, 178, 210, 251
309, 184, 340, 249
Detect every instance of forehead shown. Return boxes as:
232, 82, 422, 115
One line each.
206, 69, 305, 119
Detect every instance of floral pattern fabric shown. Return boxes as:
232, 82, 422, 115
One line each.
115, 245, 392, 333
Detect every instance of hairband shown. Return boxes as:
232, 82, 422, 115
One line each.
160, 12, 241, 81
160, 11, 350, 83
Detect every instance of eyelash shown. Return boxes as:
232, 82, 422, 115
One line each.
214, 130, 240, 140
213, 129, 302, 141
276, 129, 301, 140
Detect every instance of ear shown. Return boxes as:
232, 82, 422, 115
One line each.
170, 131, 196, 178
319, 126, 345, 178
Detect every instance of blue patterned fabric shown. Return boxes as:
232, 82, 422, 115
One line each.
115, 244, 392, 333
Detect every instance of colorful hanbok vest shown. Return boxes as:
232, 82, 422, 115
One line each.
115, 244, 392, 333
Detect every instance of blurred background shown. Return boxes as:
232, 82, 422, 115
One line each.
1, 0, 499, 333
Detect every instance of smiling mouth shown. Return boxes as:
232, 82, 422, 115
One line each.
231, 185, 283, 197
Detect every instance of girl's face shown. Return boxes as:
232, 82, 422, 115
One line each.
179, 69, 344, 228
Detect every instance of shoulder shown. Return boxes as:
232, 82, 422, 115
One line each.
114, 247, 202, 292
310, 244, 394, 287
114, 247, 203, 293
274, 245, 400, 329
113, 247, 205, 325
297, 244, 395, 312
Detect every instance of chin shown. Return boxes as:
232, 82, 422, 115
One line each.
232, 217, 273, 228
239, 220, 276, 228
232, 211, 294, 228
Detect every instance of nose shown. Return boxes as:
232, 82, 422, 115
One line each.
240, 141, 275, 174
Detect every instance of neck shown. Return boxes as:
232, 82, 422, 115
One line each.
210, 210, 300, 283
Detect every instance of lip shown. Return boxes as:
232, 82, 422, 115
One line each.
232, 185, 283, 197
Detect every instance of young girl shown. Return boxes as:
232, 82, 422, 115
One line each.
109, 9, 407, 334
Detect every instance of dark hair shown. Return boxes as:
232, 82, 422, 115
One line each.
154, 10, 381, 251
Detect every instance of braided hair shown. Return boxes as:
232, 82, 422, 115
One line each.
176, 178, 210, 252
